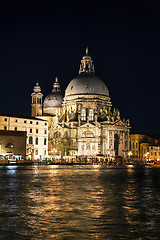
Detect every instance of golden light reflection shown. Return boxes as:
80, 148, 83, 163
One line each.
21, 165, 108, 239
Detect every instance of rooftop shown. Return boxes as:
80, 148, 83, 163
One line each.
0, 112, 47, 121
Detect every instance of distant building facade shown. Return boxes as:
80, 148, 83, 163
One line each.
130, 133, 160, 160
32, 49, 130, 158
0, 114, 48, 159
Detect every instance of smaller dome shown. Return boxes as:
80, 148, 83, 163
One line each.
43, 92, 63, 108
43, 77, 63, 108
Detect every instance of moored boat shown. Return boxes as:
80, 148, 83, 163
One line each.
151, 162, 160, 168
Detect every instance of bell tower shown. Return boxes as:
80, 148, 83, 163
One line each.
31, 82, 43, 117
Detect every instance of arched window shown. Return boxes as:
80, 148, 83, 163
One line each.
81, 109, 86, 121
114, 133, 119, 156
29, 136, 33, 144
89, 109, 94, 121
82, 131, 94, 138
44, 138, 47, 145
35, 137, 38, 145
86, 143, 90, 150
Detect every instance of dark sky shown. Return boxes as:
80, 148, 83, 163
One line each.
0, 0, 160, 133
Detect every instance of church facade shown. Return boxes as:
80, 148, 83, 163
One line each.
31, 50, 130, 159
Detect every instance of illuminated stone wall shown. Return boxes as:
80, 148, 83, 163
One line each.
0, 130, 26, 158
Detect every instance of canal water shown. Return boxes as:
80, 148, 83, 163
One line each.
0, 165, 160, 240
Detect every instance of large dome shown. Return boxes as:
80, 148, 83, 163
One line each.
65, 49, 109, 97
65, 72, 109, 97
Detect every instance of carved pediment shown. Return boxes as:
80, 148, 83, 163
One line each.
112, 120, 128, 128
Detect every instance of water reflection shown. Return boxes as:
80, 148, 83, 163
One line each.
122, 167, 160, 239
0, 165, 160, 239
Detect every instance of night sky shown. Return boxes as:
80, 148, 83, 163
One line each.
1, 0, 160, 133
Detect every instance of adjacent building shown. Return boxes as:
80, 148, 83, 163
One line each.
0, 114, 48, 159
130, 133, 160, 161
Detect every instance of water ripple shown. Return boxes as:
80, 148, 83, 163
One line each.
0, 165, 160, 239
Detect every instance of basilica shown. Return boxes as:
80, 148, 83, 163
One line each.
31, 49, 130, 159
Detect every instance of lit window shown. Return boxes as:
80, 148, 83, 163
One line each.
5, 143, 14, 148
35, 138, 38, 145
81, 109, 86, 121
29, 136, 33, 144
89, 109, 94, 121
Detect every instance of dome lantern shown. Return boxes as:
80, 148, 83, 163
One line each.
52, 77, 61, 93
79, 48, 95, 74
33, 82, 41, 93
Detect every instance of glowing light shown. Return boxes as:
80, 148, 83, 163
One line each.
86, 46, 88, 55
